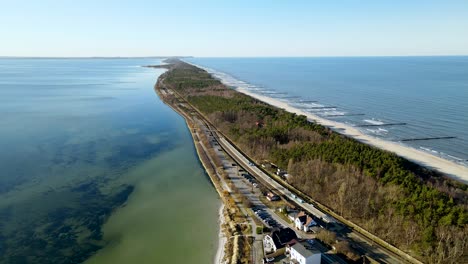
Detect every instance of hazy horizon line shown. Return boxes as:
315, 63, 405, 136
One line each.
1, 54, 467, 59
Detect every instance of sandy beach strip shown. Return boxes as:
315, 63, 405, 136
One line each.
214, 204, 227, 264
236, 87, 468, 184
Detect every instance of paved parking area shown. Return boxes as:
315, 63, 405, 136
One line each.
198, 124, 264, 264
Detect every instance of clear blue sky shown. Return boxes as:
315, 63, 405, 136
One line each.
1, 0, 468, 57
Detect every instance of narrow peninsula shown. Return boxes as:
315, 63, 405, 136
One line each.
153, 59, 467, 264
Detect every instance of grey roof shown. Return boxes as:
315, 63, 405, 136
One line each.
288, 211, 298, 217
291, 243, 320, 258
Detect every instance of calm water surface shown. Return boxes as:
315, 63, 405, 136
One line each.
0, 58, 219, 264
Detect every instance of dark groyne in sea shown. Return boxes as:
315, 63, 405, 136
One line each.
400, 136, 457, 142
356, 122, 407, 127
307, 106, 337, 109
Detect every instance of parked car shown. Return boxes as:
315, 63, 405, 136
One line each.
256, 210, 266, 216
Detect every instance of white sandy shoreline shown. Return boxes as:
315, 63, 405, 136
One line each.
214, 204, 226, 264
182, 60, 468, 183
236, 87, 468, 184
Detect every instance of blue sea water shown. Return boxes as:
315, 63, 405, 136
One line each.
187, 57, 468, 167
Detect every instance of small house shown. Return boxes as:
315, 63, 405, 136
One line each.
263, 228, 298, 255
294, 212, 317, 232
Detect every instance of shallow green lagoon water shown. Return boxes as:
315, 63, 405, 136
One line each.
86, 147, 220, 264
0, 58, 219, 264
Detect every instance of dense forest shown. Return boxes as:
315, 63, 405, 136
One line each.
161, 61, 467, 263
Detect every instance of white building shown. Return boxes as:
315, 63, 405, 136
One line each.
290, 243, 321, 264
294, 212, 317, 232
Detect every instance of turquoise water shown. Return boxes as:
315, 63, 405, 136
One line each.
188, 57, 468, 167
0, 58, 219, 263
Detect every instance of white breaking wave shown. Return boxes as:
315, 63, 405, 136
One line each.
363, 119, 385, 125
418, 147, 467, 166
322, 111, 346, 116
446, 154, 464, 161
420, 146, 439, 154
366, 128, 389, 135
